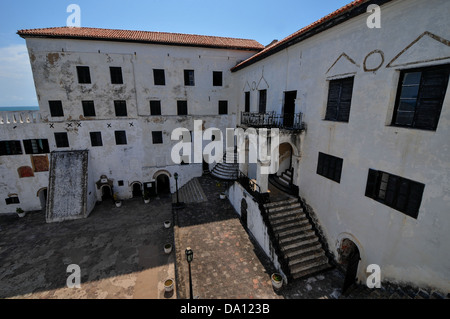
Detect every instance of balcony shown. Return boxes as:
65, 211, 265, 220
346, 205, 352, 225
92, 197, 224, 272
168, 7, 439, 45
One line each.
240, 112, 305, 131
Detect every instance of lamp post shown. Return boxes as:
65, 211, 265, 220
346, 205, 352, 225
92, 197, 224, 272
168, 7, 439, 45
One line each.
185, 247, 194, 299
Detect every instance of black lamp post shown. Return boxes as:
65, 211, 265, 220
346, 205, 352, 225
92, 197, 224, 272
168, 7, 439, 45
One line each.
173, 172, 185, 209
185, 247, 194, 299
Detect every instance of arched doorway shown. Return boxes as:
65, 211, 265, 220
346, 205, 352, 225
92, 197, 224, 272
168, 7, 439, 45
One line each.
131, 182, 142, 198
339, 238, 361, 294
157, 174, 171, 194
37, 188, 47, 211
101, 185, 112, 201
277, 143, 293, 175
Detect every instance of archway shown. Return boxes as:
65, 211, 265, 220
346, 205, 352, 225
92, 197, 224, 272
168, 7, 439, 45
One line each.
37, 188, 47, 211
156, 174, 171, 194
131, 182, 142, 198
277, 143, 293, 176
339, 238, 361, 294
101, 185, 112, 201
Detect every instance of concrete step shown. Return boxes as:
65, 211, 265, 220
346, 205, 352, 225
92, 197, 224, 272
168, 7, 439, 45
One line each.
278, 230, 316, 250
268, 207, 304, 220
287, 249, 326, 267
284, 241, 323, 259
290, 255, 329, 276
265, 202, 302, 213
273, 219, 311, 237
270, 212, 306, 226
264, 198, 298, 208
291, 262, 332, 280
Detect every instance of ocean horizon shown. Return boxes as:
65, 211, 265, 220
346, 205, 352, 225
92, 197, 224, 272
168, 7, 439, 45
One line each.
0, 106, 39, 111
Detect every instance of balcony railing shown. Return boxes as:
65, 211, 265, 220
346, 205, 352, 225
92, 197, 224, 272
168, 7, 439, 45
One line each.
237, 171, 270, 204
240, 112, 305, 130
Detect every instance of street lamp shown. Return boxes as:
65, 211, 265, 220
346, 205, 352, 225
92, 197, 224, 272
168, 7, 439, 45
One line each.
185, 247, 194, 299
173, 172, 185, 209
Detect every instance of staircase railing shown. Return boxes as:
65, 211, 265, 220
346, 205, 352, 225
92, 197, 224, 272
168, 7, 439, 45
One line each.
240, 111, 305, 131
237, 171, 270, 204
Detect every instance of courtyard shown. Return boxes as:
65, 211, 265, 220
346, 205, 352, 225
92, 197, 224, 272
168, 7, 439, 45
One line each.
0, 175, 445, 300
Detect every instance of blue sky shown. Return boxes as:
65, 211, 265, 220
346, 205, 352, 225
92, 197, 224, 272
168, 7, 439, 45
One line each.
0, 0, 351, 108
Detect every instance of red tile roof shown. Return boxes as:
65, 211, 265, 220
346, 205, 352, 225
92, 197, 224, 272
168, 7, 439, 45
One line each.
231, 0, 393, 71
17, 27, 264, 51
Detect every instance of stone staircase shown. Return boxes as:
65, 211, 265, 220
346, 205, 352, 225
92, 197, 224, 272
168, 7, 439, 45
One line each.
172, 177, 207, 204
263, 197, 332, 281
269, 168, 296, 195
211, 150, 239, 180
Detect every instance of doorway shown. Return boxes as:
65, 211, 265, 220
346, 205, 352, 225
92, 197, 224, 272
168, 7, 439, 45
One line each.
157, 174, 171, 194
132, 183, 142, 198
340, 238, 361, 294
240, 198, 248, 229
38, 188, 47, 211
283, 91, 297, 127
101, 185, 112, 201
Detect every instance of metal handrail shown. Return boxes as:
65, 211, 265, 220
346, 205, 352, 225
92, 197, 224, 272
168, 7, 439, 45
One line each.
241, 111, 304, 130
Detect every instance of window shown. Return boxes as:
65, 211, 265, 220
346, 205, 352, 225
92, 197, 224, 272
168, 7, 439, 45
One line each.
23, 139, 49, 154
184, 70, 195, 86
258, 89, 267, 113
316, 152, 343, 183
49, 101, 64, 117
54, 132, 69, 148
150, 101, 162, 115
325, 77, 354, 122
213, 71, 223, 86
110, 67, 123, 84
392, 64, 450, 131
118, 180, 124, 186
82, 101, 96, 117
90, 132, 103, 147
153, 69, 166, 86
5, 196, 20, 205
115, 131, 127, 145
114, 100, 127, 117
152, 131, 163, 144
0, 140, 22, 156
219, 101, 228, 115
245, 92, 250, 113
365, 169, 425, 219
76, 66, 91, 84
177, 101, 188, 115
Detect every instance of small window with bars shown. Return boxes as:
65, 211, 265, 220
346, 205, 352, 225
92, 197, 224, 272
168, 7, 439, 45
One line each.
110, 67, 123, 84
82, 101, 96, 117
184, 70, 195, 86
114, 100, 127, 117
54, 132, 69, 148
115, 131, 127, 145
177, 101, 188, 115
90, 132, 103, 147
213, 71, 223, 86
219, 101, 228, 115
76, 66, 91, 84
153, 69, 166, 86
0, 140, 23, 156
49, 101, 64, 117
150, 101, 162, 115
316, 152, 343, 183
23, 139, 49, 154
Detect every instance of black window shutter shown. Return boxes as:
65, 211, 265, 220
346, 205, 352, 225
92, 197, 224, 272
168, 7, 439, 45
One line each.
23, 140, 32, 154
325, 81, 341, 120
405, 182, 424, 219
337, 77, 354, 122
365, 169, 379, 199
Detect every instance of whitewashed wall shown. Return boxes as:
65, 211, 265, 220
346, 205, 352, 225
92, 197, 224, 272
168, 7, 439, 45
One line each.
234, 0, 450, 291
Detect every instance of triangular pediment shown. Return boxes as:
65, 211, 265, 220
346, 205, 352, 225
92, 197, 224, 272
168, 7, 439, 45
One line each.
387, 31, 450, 68
326, 53, 360, 77
243, 81, 251, 92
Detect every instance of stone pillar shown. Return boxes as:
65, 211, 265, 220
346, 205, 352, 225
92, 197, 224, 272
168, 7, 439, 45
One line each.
256, 160, 270, 193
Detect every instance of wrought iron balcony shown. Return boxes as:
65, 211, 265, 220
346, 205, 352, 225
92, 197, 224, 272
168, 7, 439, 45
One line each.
240, 112, 305, 131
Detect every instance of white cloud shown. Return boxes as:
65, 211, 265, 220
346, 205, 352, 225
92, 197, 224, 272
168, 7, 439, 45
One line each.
0, 44, 38, 106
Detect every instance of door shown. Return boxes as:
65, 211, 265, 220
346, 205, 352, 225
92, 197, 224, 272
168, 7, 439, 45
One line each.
157, 175, 171, 194
132, 183, 142, 198
342, 248, 360, 294
283, 91, 297, 127
240, 199, 248, 229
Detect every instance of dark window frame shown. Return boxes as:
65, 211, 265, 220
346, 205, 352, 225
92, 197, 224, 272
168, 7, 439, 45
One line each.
0, 140, 23, 156
49, 100, 64, 117
76, 66, 91, 84
391, 64, 450, 131
152, 131, 163, 144
82, 100, 96, 117
258, 89, 267, 113
5, 196, 20, 205
90, 132, 103, 147
110, 67, 123, 84
115, 131, 127, 145
153, 69, 166, 86
23, 139, 49, 154
245, 91, 250, 113
219, 100, 228, 115
365, 169, 425, 219
213, 71, 223, 86
184, 70, 195, 86
54, 132, 69, 148
324, 77, 354, 122
177, 100, 188, 115
114, 100, 128, 117
150, 100, 162, 116
316, 152, 343, 183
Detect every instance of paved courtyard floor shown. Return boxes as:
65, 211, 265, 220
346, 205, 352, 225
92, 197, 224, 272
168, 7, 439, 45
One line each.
0, 197, 176, 299
0, 175, 446, 300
